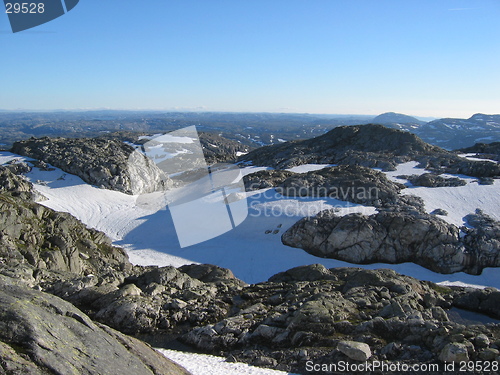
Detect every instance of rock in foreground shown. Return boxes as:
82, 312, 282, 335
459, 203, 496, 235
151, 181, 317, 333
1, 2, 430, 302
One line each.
182, 265, 500, 374
0, 275, 190, 375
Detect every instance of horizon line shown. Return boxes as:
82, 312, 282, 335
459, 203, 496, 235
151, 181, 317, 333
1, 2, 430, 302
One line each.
3, 108, 492, 120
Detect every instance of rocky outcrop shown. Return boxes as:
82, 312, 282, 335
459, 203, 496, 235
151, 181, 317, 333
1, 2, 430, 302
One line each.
458, 141, 500, 162
459, 141, 500, 156
182, 265, 500, 374
198, 132, 251, 164
245, 165, 405, 206
419, 154, 500, 178
46, 264, 246, 336
0, 164, 41, 201
400, 173, 467, 187
282, 209, 500, 275
0, 187, 131, 280
244, 170, 294, 191
11, 136, 170, 194
0, 275, 190, 375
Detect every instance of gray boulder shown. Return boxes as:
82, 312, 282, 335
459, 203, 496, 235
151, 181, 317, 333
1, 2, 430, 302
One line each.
0, 165, 42, 201
439, 343, 469, 363
0, 276, 190, 375
337, 340, 372, 361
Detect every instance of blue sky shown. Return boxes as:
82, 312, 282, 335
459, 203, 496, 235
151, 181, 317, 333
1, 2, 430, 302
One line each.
1, 0, 499, 118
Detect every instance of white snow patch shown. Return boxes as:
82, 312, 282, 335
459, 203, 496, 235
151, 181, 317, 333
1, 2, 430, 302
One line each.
286, 164, 334, 174
239, 166, 272, 176
475, 136, 494, 142
458, 154, 498, 163
0, 152, 21, 165
384, 162, 500, 227
148, 134, 194, 144
157, 349, 297, 375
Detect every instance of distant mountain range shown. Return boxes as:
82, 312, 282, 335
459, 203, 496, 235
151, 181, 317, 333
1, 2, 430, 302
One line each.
373, 112, 500, 150
1, 110, 499, 150
417, 114, 500, 150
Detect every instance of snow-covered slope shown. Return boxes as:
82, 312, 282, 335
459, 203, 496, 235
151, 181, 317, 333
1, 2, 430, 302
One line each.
384, 161, 500, 227
156, 349, 298, 375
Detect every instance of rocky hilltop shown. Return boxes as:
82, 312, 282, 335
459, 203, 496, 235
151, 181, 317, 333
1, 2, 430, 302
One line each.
11, 136, 170, 195
372, 112, 426, 127
239, 124, 439, 170
239, 124, 500, 179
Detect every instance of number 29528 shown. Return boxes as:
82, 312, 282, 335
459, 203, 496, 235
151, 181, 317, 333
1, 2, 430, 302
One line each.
5, 3, 45, 14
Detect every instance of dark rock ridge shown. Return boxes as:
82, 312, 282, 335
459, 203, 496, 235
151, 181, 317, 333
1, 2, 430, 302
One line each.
0, 275, 190, 375
11, 136, 170, 195
245, 165, 405, 206
282, 208, 500, 275
400, 173, 467, 187
458, 141, 500, 162
459, 141, 500, 155
239, 124, 500, 178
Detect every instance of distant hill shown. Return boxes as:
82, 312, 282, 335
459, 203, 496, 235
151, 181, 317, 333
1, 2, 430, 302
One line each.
372, 112, 500, 150
372, 112, 426, 128
239, 124, 441, 170
416, 113, 500, 150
